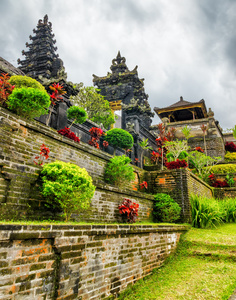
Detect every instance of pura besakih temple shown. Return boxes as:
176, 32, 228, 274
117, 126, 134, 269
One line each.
93, 51, 156, 162
17, 15, 67, 82
152, 96, 225, 158
154, 96, 208, 122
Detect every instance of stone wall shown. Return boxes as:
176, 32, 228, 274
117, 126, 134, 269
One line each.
0, 224, 188, 300
146, 169, 213, 223
0, 107, 152, 222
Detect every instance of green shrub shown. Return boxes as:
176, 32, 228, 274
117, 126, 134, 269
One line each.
224, 152, 236, 162
210, 164, 236, 174
220, 198, 236, 223
67, 106, 87, 126
104, 128, 134, 151
190, 195, 223, 228
104, 155, 135, 187
9, 75, 46, 91
7, 87, 51, 119
153, 193, 181, 223
39, 161, 95, 221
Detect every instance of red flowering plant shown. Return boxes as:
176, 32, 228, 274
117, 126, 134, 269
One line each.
102, 140, 109, 149
46, 83, 66, 126
165, 159, 188, 170
139, 181, 148, 190
88, 127, 104, 149
208, 173, 229, 187
57, 127, 80, 143
34, 144, 50, 166
134, 157, 140, 165
151, 150, 161, 165
118, 198, 139, 223
225, 142, 236, 152
0, 73, 15, 107
195, 146, 204, 153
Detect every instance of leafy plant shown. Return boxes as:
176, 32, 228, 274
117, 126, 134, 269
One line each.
70, 86, 115, 129
188, 151, 221, 181
139, 181, 148, 190
210, 163, 236, 174
67, 106, 87, 128
104, 155, 135, 187
138, 138, 152, 168
88, 127, 104, 149
0, 73, 15, 107
181, 125, 193, 141
34, 144, 50, 166
165, 140, 189, 162
153, 193, 181, 223
57, 127, 80, 143
118, 198, 139, 223
195, 146, 204, 153
165, 159, 188, 170
190, 194, 223, 228
225, 152, 236, 161
225, 142, 236, 152
225, 174, 235, 187
9, 75, 46, 91
220, 198, 236, 223
104, 128, 134, 154
150, 151, 161, 165
46, 83, 66, 126
7, 87, 51, 119
208, 173, 229, 187
39, 161, 95, 221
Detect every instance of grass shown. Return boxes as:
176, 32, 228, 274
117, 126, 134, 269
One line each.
118, 223, 236, 300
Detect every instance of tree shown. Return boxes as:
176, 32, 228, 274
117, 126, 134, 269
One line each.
70, 86, 115, 129
165, 140, 189, 162
104, 128, 134, 154
138, 138, 152, 168
67, 106, 87, 128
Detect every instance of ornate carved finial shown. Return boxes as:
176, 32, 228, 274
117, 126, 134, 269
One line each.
208, 108, 214, 117
43, 15, 48, 24
180, 96, 183, 101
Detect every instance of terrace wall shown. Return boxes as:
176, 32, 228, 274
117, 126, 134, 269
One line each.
0, 107, 152, 222
146, 169, 213, 223
0, 224, 188, 300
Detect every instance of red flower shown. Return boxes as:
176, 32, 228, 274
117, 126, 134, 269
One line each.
165, 159, 188, 170
88, 127, 104, 148
58, 127, 80, 143
139, 181, 148, 190
34, 143, 50, 166
195, 146, 204, 153
225, 142, 236, 152
103, 141, 109, 148
118, 198, 139, 223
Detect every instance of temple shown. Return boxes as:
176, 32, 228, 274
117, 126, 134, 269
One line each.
152, 96, 225, 158
18, 15, 67, 81
93, 51, 154, 130
154, 96, 208, 122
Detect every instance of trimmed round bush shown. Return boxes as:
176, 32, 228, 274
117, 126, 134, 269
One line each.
9, 75, 46, 91
7, 87, 51, 119
104, 128, 134, 150
104, 155, 135, 187
67, 106, 87, 124
224, 152, 236, 162
153, 193, 181, 223
39, 161, 95, 221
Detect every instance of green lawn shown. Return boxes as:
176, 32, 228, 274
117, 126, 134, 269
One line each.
118, 224, 236, 300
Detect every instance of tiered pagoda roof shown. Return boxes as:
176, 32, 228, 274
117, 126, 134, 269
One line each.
93, 51, 154, 129
17, 15, 66, 81
154, 96, 208, 122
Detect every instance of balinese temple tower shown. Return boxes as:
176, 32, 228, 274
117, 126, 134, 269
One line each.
17, 15, 67, 81
93, 51, 154, 131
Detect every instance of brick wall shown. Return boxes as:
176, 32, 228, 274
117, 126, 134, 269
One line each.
0, 224, 188, 299
0, 107, 152, 222
146, 169, 213, 223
